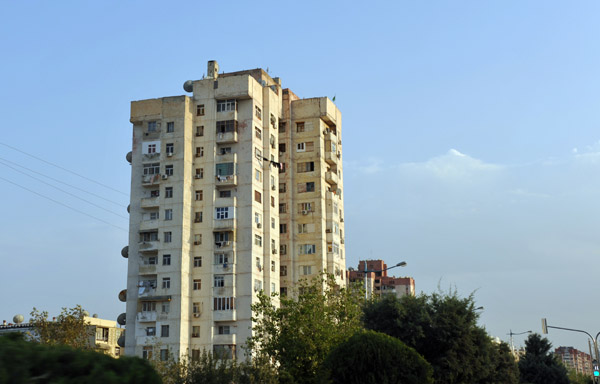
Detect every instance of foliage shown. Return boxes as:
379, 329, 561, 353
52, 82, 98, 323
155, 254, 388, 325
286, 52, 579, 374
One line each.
29, 305, 92, 349
0, 332, 160, 384
246, 274, 364, 384
321, 329, 433, 384
363, 290, 518, 384
568, 368, 594, 384
518, 333, 569, 384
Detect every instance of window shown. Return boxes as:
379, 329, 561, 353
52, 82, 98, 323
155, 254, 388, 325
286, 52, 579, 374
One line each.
255, 127, 262, 139
219, 190, 232, 198
254, 279, 262, 292
272, 282, 276, 294
146, 256, 157, 265
143, 163, 160, 175
297, 143, 305, 152
195, 212, 203, 223
192, 326, 200, 338
297, 142, 314, 152
214, 253, 232, 265
216, 120, 237, 133
194, 234, 202, 245
196, 126, 204, 136
192, 349, 200, 362
217, 99, 236, 112
270, 134, 276, 148
166, 143, 174, 154
279, 203, 287, 213
162, 278, 171, 289
255, 147, 262, 160
219, 146, 232, 155
215, 163, 234, 176
271, 217, 275, 229
193, 279, 201, 290
147, 144, 157, 154
297, 162, 315, 173
140, 231, 158, 242
255, 169, 262, 182
280, 244, 287, 255
280, 287, 288, 297
216, 207, 233, 219
161, 324, 169, 337
296, 122, 304, 133
279, 143, 286, 153
161, 302, 170, 313
150, 189, 160, 197
298, 202, 313, 213
196, 104, 205, 116
196, 147, 204, 157
279, 162, 286, 173
299, 244, 316, 254
166, 122, 174, 133
254, 212, 261, 225
148, 121, 157, 132
255, 106, 262, 120
218, 325, 230, 335
143, 346, 153, 360
271, 196, 275, 207
142, 302, 156, 312
271, 260, 276, 272
214, 297, 235, 311
256, 257, 261, 270
164, 209, 172, 220
195, 190, 203, 201
213, 345, 236, 360
298, 223, 314, 234
298, 182, 315, 193
160, 349, 169, 361
302, 266, 312, 275
280, 265, 287, 276
164, 232, 172, 243
280, 224, 287, 234
165, 187, 173, 198
254, 190, 262, 203
214, 275, 225, 287
279, 183, 286, 193
163, 254, 171, 265
255, 235, 262, 247
150, 212, 159, 220
279, 122, 286, 133
195, 168, 204, 178
193, 302, 201, 314
194, 257, 202, 267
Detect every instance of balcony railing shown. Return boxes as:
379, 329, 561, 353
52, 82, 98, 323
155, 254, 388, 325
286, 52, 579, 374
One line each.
216, 132, 238, 144
215, 175, 237, 188
214, 310, 236, 322
325, 151, 338, 165
136, 311, 157, 322
138, 241, 159, 253
213, 219, 235, 230
325, 171, 338, 187
142, 174, 162, 186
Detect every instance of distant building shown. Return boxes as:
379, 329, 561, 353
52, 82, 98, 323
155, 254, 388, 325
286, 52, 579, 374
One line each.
554, 346, 592, 377
0, 316, 123, 358
347, 259, 415, 299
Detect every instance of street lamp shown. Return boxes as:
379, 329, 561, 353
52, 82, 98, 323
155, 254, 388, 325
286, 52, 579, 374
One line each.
363, 260, 407, 300
508, 329, 532, 356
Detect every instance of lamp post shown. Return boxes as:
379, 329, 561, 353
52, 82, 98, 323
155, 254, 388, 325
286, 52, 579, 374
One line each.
541, 318, 600, 382
508, 329, 532, 357
363, 260, 407, 300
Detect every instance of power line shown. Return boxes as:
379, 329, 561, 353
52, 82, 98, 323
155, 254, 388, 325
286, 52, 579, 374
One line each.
0, 156, 127, 208
0, 176, 128, 232
0, 160, 129, 219
0, 141, 128, 196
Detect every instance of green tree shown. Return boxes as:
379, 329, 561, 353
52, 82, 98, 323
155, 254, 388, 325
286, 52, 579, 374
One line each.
363, 290, 516, 384
0, 332, 160, 384
322, 330, 433, 384
568, 368, 594, 384
246, 274, 364, 384
29, 305, 92, 349
518, 333, 569, 384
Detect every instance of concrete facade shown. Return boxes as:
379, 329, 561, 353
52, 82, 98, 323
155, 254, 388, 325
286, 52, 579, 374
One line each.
555, 346, 593, 377
348, 259, 415, 299
124, 61, 345, 360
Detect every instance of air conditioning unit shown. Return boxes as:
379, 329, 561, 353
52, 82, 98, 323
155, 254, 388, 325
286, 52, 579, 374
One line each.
302, 210, 309, 215
340, 218, 344, 222
257, 223, 262, 228
167, 152, 173, 157
270, 115, 277, 125
272, 249, 278, 254
194, 241, 200, 245
161, 175, 168, 180
193, 313, 200, 318
195, 174, 202, 179
271, 185, 276, 191
326, 229, 332, 233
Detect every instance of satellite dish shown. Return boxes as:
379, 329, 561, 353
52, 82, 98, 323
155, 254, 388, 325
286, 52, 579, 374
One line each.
13, 314, 24, 324
117, 313, 126, 326
126, 151, 132, 163
121, 246, 129, 258
183, 80, 193, 92
92, 314, 98, 318
127, 204, 130, 214
118, 289, 127, 302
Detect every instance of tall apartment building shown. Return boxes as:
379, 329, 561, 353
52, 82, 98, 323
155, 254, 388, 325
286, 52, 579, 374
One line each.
123, 61, 345, 360
554, 346, 593, 377
347, 260, 415, 299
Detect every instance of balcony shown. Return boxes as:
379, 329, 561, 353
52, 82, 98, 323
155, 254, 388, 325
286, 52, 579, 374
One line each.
213, 333, 236, 345
139, 263, 157, 275
213, 286, 235, 296
136, 311, 157, 322
214, 310, 236, 322
213, 219, 235, 230
214, 241, 234, 251
216, 131, 238, 144
325, 151, 338, 165
325, 171, 338, 187
138, 241, 159, 253
140, 219, 159, 231
142, 174, 162, 186
216, 152, 237, 164
215, 175, 237, 188
214, 262, 235, 274
141, 196, 160, 208
142, 153, 160, 161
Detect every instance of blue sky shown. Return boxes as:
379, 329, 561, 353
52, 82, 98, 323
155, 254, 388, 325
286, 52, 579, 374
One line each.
1, 0, 600, 351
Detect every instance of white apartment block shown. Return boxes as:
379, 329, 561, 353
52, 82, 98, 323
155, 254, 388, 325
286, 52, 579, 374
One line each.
122, 61, 345, 360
